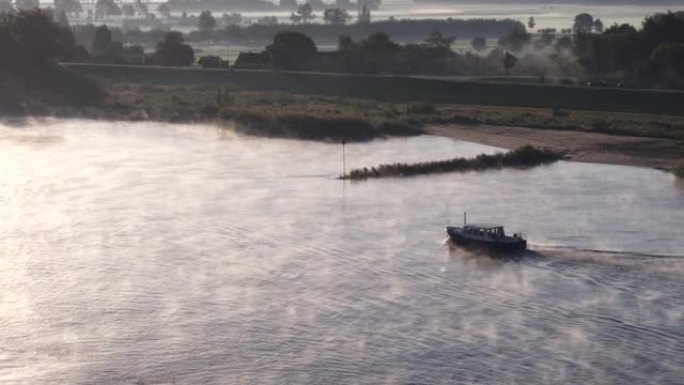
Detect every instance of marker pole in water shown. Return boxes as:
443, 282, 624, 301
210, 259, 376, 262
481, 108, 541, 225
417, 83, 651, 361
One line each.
342, 139, 346, 178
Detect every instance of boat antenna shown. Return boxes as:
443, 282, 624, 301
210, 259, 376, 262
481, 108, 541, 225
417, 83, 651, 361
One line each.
464, 211, 467, 226
341, 139, 346, 178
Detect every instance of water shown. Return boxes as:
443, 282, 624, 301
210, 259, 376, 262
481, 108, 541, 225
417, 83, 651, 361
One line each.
1, 119, 683, 384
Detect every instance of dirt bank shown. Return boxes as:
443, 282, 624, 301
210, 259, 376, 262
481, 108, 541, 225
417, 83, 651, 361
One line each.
427, 124, 682, 170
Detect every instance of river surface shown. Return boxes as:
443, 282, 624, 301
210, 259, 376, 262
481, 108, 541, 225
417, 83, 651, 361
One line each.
1, 119, 683, 384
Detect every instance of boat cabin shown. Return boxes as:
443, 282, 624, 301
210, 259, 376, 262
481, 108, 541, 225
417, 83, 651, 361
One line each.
463, 224, 506, 239
446, 217, 527, 251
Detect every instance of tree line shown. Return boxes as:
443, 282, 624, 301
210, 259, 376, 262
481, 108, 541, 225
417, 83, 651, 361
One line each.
573, 11, 684, 88
2, 8, 684, 89
0, 9, 101, 109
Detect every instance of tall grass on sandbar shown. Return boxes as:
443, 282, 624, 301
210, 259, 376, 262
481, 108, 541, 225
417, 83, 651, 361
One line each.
342, 145, 563, 180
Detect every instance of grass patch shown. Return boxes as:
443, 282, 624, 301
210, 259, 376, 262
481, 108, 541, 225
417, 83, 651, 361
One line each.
99, 82, 684, 142
66, 64, 684, 116
14, 71, 684, 144
342, 145, 564, 180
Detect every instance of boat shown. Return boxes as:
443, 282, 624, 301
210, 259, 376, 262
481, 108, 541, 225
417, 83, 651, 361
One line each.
446, 213, 527, 252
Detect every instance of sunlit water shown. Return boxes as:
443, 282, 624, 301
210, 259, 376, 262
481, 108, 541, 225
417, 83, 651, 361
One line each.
1, 119, 683, 384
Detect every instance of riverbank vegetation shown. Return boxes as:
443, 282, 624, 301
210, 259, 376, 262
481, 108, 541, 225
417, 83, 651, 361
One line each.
82, 81, 684, 140
342, 145, 564, 179
11, 73, 684, 144
673, 160, 684, 179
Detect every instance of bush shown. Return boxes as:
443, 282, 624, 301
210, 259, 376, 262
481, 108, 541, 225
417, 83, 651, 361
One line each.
673, 160, 684, 179
198, 55, 229, 68
344, 145, 563, 179
407, 102, 436, 114
218, 109, 381, 141
551, 106, 569, 117
591, 119, 610, 132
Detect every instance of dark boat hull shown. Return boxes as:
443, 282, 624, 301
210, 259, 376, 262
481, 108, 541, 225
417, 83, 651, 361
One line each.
447, 231, 527, 252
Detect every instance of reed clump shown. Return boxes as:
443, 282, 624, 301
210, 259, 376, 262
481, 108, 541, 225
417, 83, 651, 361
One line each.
343, 145, 563, 180
218, 109, 420, 141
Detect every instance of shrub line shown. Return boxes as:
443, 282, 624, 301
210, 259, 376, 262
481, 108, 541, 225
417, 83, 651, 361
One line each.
341, 145, 564, 180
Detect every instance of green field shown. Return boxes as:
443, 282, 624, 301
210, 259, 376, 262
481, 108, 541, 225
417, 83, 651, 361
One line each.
66, 63, 684, 116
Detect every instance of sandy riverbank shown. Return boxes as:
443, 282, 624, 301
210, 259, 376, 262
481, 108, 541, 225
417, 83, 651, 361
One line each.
427, 124, 682, 170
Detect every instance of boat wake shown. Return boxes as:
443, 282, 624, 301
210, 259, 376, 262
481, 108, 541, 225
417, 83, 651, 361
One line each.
532, 244, 684, 260
444, 237, 684, 273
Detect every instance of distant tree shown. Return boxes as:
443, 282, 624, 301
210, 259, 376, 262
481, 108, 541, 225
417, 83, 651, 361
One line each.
573, 23, 641, 76
117, 44, 144, 65
471, 36, 486, 53
55, 9, 69, 26
157, 3, 170, 18
134, 0, 148, 17
573, 13, 594, 34
647, 43, 684, 86
323, 8, 350, 25
593, 18, 604, 33
279, 0, 297, 10
498, 24, 530, 52
527, 16, 536, 30
502, 51, 517, 75
54, 0, 82, 17
154, 31, 194, 66
470, 36, 487, 74
14, 0, 39, 11
554, 35, 572, 52
362, 31, 400, 52
266, 30, 317, 70
256, 15, 278, 25
95, 0, 121, 18
641, 11, 684, 53
198, 55, 228, 68
293, 3, 313, 23
221, 12, 242, 26
121, 3, 135, 17
90, 25, 113, 57
424, 29, 454, 51
537, 28, 555, 47
9, 9, 61, 66
357, 4, 370, 24
338, 34, 353, 51
54, 14, 89, 62
0, 0, 14, 14
198, 10, 215, 33
267, 30, 317, 54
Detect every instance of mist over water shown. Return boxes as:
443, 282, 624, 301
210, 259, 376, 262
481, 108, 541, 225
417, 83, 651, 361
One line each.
1, 120, 683, 384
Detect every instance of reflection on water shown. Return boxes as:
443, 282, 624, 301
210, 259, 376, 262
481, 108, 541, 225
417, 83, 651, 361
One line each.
1, 119, 683, 385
